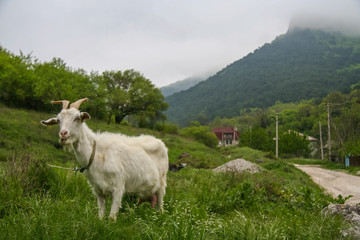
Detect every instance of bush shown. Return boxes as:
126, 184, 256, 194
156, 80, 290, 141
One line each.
278, 131, 311, 158
240, 126, 272, 151
340, 139, 360, 157
154, 122, 179, 134
180, 126, 219, 148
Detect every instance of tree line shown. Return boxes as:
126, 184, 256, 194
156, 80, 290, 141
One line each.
165, 29, 360, 126
2, 44, 360, 159
211, 89, 360, 159
0, 46, 168, 127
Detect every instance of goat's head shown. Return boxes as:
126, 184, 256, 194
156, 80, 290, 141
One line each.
41, 98, 91, 145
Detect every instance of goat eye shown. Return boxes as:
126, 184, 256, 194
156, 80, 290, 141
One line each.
74, 117, 81, 122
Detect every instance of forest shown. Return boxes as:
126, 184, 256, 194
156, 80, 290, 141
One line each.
0, 46, 168, 127
210, 89, 360, 160
165, 29, 360, 127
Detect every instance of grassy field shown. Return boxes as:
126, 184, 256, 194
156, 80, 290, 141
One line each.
0, 106, 350, 239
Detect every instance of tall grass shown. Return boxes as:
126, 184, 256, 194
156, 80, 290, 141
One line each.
0, 107, 350, 239
0, 149, 349, 239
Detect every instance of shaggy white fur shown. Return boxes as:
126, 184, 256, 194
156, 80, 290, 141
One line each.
42, 100, 168, 221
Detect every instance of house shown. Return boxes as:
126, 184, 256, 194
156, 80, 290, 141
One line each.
286, 130, 318, 142
212, 127, 239, 147
275, 130, 319, 157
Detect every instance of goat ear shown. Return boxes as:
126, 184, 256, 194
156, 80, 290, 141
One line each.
41, 118, 58, 126
80, 112, 91, 122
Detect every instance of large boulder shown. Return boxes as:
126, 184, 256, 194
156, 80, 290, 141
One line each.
324, 204, 360, 238
213, 158, 262, 174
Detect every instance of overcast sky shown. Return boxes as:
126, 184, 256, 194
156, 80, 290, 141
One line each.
0, 0, 359, 87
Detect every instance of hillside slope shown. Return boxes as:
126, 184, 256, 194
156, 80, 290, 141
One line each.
0, 106, 226, 167
160, 75, 207, 97
165, 29, 360, 126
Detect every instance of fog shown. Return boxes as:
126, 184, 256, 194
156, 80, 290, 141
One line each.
0, 0, 359, 87
290, 0, 360, 35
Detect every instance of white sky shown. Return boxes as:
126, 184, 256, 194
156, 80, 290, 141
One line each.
0, 0, 359, 87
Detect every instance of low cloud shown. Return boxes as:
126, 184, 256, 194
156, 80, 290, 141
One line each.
289, 0, 360, 35
0, 0, 359, 87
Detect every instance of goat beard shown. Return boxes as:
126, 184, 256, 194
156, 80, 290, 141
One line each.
59, 138, 68, 145
59, 137, 75, 147
62, 143, 74, 152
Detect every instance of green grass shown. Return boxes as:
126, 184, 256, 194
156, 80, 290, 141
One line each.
0, 106, 351, 239
0, 152, 348, 239
0, 106, 225, 167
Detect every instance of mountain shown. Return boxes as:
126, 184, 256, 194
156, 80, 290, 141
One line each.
165, 28, 360, 126
160, 75, 208, 97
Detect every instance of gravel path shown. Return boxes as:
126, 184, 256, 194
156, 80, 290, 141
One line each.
294, 164, 360, 205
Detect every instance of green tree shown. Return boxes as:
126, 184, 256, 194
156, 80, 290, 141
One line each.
0, 47, 39, 108
332, 102, 360, 156
278, 131, 311, 157
240, 126, 271, 151
100, 70, 168, 124
33, 58, 94, 107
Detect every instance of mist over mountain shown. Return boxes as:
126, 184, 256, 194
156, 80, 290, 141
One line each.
165, 28, 360, 126
160, 74, 209, 97
289, 2, 360, 36
289, 15, 360, 36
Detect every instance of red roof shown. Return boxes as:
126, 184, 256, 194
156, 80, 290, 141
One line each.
212, 127, 236, 133
212, 127, 239, 141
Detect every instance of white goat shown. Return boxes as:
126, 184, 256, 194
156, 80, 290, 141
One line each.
41, 98, 168, 221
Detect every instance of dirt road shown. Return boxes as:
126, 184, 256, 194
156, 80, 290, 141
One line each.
294, 164, 360, 205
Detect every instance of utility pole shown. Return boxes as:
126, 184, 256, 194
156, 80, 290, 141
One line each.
276, 113, 279, 158
319, 121, 324, 160
327, 103, 331, 161
249, 125, 252, 147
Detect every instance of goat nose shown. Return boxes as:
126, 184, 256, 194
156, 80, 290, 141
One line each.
60, 130, 68, 137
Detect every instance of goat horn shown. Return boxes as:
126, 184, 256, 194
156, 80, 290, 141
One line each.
51, 100, 70, 109
70, 98, 88, 109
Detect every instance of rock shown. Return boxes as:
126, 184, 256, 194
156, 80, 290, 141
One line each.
178, 152, 191, 159
324, 204, 360, 238
169, 163, 187, 172
213, 158, 262, 174
325, 204, 360, 216
346, 211, 360, 224
255, 159, 264, 163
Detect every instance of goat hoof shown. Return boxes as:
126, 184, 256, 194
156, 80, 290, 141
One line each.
109, 215, 117, 222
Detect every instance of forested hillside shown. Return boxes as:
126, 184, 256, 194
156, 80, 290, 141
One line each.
160, 75, 206, 97
165, 28, 360, 126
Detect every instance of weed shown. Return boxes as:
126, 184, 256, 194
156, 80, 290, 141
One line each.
0, 107, 350, 239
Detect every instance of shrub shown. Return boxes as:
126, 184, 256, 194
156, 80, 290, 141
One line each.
154, 122, 179, 134
340, 139, 360, 157
278, 131, 311, 158
180, 126, 218, 148
240, 126, 272, 151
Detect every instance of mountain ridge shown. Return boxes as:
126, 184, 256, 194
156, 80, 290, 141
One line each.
165, 28, 360, 126
160, 75, 208, 97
